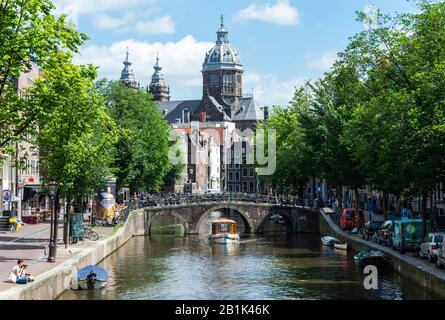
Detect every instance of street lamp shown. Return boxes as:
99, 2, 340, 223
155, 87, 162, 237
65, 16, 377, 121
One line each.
47, 182, 58, 263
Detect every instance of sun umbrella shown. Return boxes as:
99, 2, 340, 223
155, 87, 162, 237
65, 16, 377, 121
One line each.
77, 265, 109, 281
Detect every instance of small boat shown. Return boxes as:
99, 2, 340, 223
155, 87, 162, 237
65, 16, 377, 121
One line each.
321, 236, 338, 246
334, 242, 348, 250
354, 249, 384, 268
77, 265, 109, 290
208, 219, 240, 244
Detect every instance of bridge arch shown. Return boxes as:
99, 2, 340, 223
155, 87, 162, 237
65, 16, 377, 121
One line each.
257, 209, 296, 234
195, 204, 255, 234
146, 211, 190, 235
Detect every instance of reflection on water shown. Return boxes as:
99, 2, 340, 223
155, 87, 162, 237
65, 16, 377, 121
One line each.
58, 233, 437, 300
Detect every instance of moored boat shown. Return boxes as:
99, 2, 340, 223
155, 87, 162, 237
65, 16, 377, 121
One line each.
334, 242, 348, 250
208, 219, 240, 244
321, 236, 338, 246
77, 265, 109, 290
353, 249, 384, 268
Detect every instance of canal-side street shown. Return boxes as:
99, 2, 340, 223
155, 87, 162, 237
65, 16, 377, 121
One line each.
0, 222, 114, 292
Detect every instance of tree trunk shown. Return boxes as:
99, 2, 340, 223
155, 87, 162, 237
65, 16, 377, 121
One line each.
63, 196, 72, 248
354, 188, 360, 210
383, 191, 388, 221
298, 184, 304, 199
338, 186, 343, 210
312, 176, 316, 200
421, 190, 428, 240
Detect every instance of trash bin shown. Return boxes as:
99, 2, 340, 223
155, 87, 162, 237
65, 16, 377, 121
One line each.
70, 213, 84, 244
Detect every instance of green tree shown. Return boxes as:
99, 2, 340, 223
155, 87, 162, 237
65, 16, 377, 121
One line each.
33, 63, 118, 236
98, 80, 173, 193
340, 0, 445, 232
0, 0, 88, 157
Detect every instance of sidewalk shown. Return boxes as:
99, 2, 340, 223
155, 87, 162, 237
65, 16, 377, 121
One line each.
0, 221, 114, 292
320, 207, 445, 298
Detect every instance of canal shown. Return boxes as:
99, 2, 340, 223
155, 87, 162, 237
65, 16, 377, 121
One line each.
58, 233, 438, 300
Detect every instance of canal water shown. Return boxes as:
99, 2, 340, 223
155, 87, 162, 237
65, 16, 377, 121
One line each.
58, 233, 438, 300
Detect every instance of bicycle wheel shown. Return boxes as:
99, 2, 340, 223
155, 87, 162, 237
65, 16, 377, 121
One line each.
89, 231, 99, 241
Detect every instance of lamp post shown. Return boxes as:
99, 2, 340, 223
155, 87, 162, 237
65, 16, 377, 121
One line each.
47, 182, 58, 263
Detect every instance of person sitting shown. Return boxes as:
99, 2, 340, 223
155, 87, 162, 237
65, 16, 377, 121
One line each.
7, 260, 34, 284
86, 271, 97, 290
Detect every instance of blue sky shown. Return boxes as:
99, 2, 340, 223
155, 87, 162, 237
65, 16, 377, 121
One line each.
54, 0, 419, 106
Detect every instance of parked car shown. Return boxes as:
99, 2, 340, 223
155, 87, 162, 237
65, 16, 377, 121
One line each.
436, 247, 445, 269
392, 219, 430, 254
419, 232, 444, 262
340, 208, 364, 230
374, 220, 395, 246
361, 221, 383, 241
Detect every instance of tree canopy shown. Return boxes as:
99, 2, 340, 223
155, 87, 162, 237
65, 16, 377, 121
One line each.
97, 80, 174, 193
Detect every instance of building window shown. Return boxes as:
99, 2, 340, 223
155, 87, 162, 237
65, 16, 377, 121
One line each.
223, 74, 234, 83
242, 168, 248, 177
228, 172, 233, 182
243, 182, 248, 192
250, 181, 255, 192
249, 168, 255, 177
210, 74, 219, 83
228, 185, 233, 192
235, 184, 240, 192
235, 172, 240, 182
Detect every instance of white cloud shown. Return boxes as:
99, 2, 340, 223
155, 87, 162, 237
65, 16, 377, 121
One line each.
244, 71, 306, 106
94, 14, 130, 30
135, 16, 175, 34
307, 50, 338, 71
74, 35, 214, 91
234, 0, 300, 26
53, 0, 148, 23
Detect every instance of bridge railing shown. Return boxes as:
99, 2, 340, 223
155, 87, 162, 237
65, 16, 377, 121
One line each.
124, 193, 322, 210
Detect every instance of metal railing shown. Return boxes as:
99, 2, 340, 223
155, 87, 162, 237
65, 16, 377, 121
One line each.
121, 192, 323, 215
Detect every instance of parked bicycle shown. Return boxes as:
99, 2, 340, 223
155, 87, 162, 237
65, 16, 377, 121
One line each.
82, 227, 99, 241
8, 217, 18, 232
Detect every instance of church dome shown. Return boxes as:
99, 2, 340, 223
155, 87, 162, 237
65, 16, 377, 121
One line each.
203, 16, 242, 72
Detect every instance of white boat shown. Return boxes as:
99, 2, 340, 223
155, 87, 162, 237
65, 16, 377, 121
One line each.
334, 242, 348, 250
78, 279, 108, 290
76, 265, 109, 290
208, 219, 240, 244
321, 236, 338, 246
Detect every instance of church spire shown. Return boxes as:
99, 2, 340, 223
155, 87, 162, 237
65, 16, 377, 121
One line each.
216, 14, 229, 44
149, 53, 170, 101
120, 48, 138, 89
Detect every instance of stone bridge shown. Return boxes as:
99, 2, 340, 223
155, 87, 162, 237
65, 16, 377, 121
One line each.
141, 202, 319, 235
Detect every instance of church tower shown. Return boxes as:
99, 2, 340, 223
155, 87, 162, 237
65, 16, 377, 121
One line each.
149, 53, 170, 101
202, 16, 243, 112
120, 48, 139, 89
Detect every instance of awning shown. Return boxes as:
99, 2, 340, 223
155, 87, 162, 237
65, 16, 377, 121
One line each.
24, 184, 42, 192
